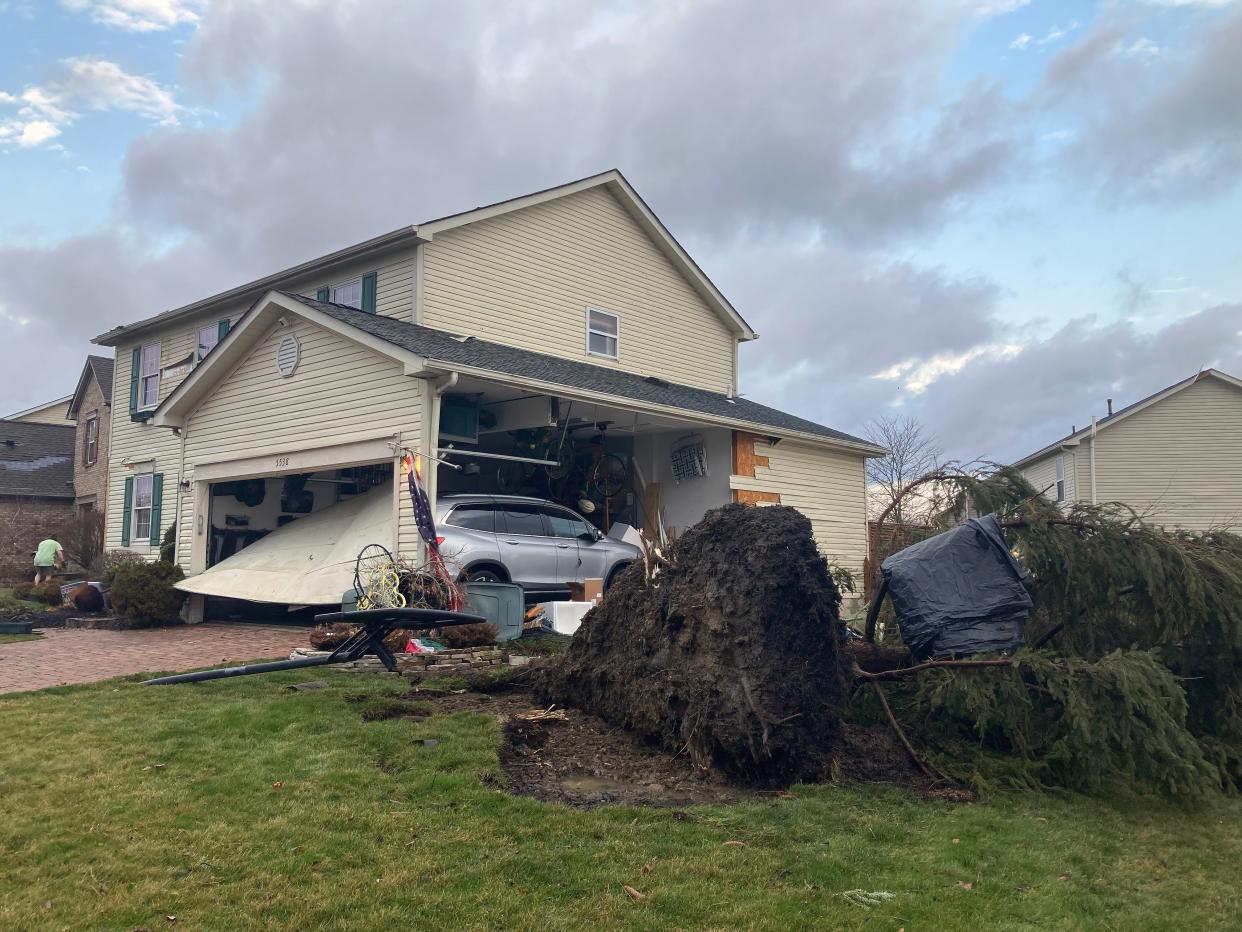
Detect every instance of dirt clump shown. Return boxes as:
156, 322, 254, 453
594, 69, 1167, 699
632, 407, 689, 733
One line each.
539, 504, 851, 788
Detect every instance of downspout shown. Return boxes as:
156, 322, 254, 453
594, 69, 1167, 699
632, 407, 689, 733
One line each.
1089, 416, 1098, 506
426, 371, 459, 545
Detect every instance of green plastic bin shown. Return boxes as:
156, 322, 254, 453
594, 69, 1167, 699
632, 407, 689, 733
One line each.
463, 582, 524, 642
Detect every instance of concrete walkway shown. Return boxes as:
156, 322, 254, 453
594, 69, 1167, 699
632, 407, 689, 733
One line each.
0, 624, 308, 694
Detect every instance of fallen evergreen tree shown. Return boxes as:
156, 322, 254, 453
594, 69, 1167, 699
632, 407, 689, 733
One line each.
861, 466, 1242, 797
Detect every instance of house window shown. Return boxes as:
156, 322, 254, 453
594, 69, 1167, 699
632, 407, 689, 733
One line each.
197, 324, 219, 361
332, 278, 363, 309
139, 342, 161, 409
84, 413, 98, 466
587, 308, 619, 359
1055, 454, 1066, 502
132, 473, 154, 543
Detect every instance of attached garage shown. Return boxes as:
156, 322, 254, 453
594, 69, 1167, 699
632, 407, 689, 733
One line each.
151, 291, 882, 620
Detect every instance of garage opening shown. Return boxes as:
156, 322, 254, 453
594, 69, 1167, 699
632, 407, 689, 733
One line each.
431, 376, 736, 598
206, 464, 390, 568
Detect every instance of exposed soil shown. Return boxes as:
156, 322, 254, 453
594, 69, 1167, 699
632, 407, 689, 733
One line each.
539, 504, 851, 788
366, 683, 951, 808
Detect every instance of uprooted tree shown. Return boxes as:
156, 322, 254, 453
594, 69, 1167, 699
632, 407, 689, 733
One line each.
539, 504, 851, 787
859, 464, 1242, 798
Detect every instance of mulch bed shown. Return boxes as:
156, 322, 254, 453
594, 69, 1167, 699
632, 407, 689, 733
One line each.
360, 683, 949, 809
0, 608, 81, 629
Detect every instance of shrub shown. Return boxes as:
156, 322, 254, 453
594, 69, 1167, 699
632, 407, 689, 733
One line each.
159, 524, 176, 564
109, 561, 186, 627
13, 579, 63, 605
435, 622, 499, 649
99, 550, 148, 589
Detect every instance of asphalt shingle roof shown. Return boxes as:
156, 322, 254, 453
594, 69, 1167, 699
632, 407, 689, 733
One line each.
0, 420, 75, 499
284, 293, 874, 449
89, 355, 115, 402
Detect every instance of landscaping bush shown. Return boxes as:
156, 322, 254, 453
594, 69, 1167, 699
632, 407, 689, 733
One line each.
108, 561, 186, 627
56, 510, 105, 572
13, 579, 63, 605
159, 524, 176, 564
435, 623, 499, 649
99, 550, 148, 589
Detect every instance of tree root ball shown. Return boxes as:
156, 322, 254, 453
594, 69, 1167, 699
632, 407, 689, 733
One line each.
539, 504, 850, 787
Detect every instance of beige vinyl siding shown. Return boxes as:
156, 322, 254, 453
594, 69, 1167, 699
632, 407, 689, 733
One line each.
175, 320, 424, 573
730, 437, 869, 581
1021, 449, 1077, 506
103, 250, 417, 557
1089, 377, 1242, 530
297, 251, 415, 321
421, 186, 737, 393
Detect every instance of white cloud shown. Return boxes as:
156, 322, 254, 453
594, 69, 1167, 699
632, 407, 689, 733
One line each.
61, 0, 202, 32
0, 57, 180, 151
1011, 33, 1033, 49
975, 0, 1031, 15
1120, 37, 1161, 58
1038, 20, 1079, 46
870, 343, 1023, 394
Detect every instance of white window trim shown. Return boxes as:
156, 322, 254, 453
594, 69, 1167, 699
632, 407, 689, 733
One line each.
1055, 454, 1066, 502
586, 307, 620, 360
331, 277, 363, 310
138, 342, 161, 411
132, 473, 154, 545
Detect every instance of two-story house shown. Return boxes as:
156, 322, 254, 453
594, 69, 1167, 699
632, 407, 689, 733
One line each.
67, 355, 115, 518
1013, 368, 1242, 530
92, 170, 884, 620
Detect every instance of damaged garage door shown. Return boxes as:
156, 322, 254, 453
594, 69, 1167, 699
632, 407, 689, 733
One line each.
177, 482, 393, 606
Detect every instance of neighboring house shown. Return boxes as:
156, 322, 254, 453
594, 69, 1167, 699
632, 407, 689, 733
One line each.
6, 395, 74, 426
91, 170, 885, 619
0, 420, 75, 581
1013, 369, 1242, 531
67, 355, 115, 518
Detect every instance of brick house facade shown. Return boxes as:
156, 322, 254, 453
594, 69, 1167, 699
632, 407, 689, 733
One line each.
68, 356, 114, 518
0, 420, 76, 582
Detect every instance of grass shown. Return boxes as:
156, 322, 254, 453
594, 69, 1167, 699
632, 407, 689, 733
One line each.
1, 670, 1240, 931
0, 632, 41, 644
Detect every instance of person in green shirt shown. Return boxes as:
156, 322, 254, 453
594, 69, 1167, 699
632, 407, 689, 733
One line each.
33, 538, 63, 585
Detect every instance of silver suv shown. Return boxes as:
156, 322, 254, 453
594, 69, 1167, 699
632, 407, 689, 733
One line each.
436, 494, 640, 598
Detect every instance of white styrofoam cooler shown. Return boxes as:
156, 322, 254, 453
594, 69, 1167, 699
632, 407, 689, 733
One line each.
539, 601, 595, 635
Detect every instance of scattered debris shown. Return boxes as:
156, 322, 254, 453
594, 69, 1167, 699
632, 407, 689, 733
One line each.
623, 885, 646, 901
284, 681, 326, 692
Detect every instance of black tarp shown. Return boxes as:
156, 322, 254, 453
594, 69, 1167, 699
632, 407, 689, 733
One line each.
880, 514, 1032, 659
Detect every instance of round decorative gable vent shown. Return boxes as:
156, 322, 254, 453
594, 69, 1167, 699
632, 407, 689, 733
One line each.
276, 334, 300, 377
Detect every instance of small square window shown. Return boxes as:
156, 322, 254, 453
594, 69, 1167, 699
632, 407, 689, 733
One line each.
587, 308, 619, 359
332, 279, 362, 309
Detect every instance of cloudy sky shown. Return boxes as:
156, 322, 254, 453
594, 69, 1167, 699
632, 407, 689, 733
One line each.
0, 0, 1239, 462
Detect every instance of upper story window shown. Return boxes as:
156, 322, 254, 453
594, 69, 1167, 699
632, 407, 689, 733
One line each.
197, 324, 219, 361
1055, 454, 1066, 502
587, 308, 619, 359
139, 342, 161, 410
84, 413, 98, 466
332, 278, 363, 309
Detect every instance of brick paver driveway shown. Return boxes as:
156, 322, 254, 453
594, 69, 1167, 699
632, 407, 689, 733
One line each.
0, 624, 308, 694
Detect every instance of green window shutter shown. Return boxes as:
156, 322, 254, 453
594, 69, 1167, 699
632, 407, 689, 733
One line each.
121, 477, 134, 546
218, 318, 230, 341
361, 272, 377, 313
316, 287, 330, 302
149, 474, 164, 546
128, 347, 140, 415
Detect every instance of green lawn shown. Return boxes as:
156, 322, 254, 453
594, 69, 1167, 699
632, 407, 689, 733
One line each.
1, 671, 1239, 931
0, 632, 41, 644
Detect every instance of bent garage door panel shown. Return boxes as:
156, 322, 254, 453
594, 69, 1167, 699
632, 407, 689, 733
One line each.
177, 483, 392, 605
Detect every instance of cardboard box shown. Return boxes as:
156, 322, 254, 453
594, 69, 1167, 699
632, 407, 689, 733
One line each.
567, 578, 604, 603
